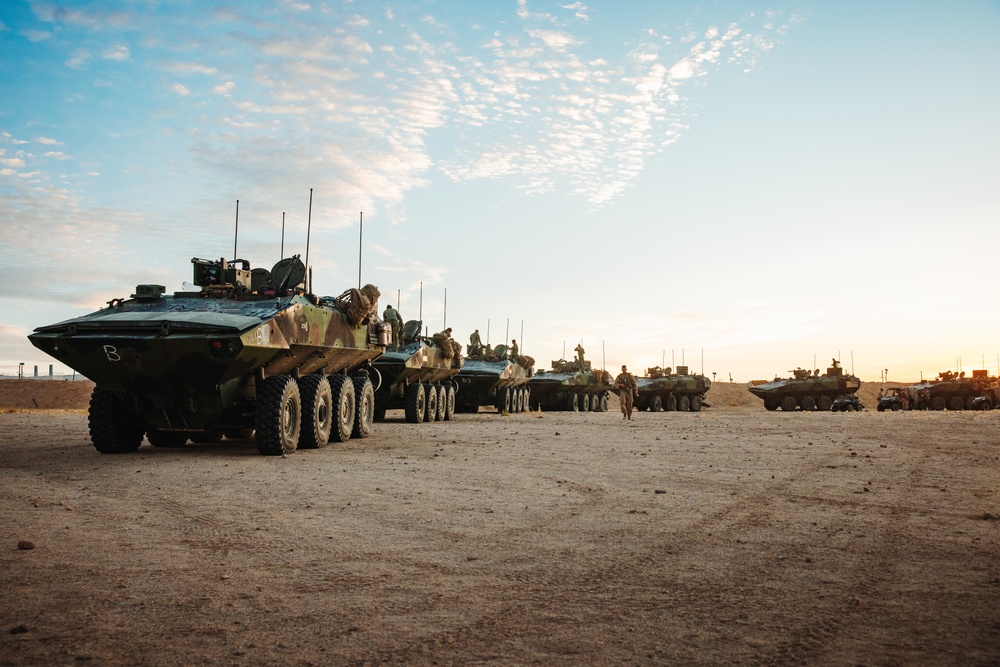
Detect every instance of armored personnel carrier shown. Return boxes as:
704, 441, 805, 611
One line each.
371, 320, 463, 423
527, 358, 613, 412
636, 365, 712, 412
28, 255, 388, 456
917, 370, 999, 411
454, 344, 534, 414
748, 361, 860, 411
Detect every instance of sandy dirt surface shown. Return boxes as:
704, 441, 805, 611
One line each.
1, 382, 999, 666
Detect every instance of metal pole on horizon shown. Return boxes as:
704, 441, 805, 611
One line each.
233, 200, 239, 261
443, 289, 447, 329
304, 189, 313, 293
520, 320, 524, 354
280, 211, 285, 259
358, 212, 363, 289
419, 281, 423, 324
505, 319, 509, 346
602, 340, 606, 373
397, 289, 400, 311
487, 319, 490, 346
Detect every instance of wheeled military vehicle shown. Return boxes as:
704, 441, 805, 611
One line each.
876, 386, 925, 411
28, 255, 388, 456
748, 362, 860, 411
636, 365, 711, 412
454, 344, 534, 413
831, 395, 864, 412
527, 358, 613, 412
917, 370, 999, 411
371, 320, 463, 423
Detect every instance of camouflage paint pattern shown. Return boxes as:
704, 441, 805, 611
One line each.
636, 372, 712, 409
748, 365, 860, 411
527, 360, 613, 412
372, 338, 463, 413
454, 358, 533, 409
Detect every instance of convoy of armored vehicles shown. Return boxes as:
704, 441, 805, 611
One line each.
454, 344, 534, 414
636, 365, 712, 412
527, 358, 613, 412
877, 370, 999, 411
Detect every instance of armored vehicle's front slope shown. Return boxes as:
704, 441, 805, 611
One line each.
29, 255, 388, 455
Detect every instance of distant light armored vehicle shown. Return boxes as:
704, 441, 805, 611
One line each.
748, 361, 860, 412
636, 365, 711, 412
371, 320, 463, 423
28, 255, 388, 456
527, 358, 613, 412
917, 370, 999, 411
454, 344, 534, 414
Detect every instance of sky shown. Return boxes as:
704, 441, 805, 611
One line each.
1, 0, 998, 384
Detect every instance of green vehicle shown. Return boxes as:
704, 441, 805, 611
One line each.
636, 365, 712, 412
748, 362, 860, 412
454, 344, 534, 414
372, 320, 463, 423
527, 358, 613, 412
28, 255, 388, 455
917, 371, 999, 411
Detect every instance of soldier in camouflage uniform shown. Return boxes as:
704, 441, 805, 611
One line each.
614, 364, 638, 420
383, 304, 401, 348
509, 338, 519, 360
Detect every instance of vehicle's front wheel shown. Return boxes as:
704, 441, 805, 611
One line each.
88, 388, 145, 454
299, 374, 333, 449
404, 382, 425, 423
255, 375, 301, 456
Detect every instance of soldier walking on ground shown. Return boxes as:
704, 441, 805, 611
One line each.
614, 364, 638, 420
383, 304, 401, 348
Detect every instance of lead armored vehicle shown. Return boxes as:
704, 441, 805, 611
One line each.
527, 358, 613, 412
28, 255, 388, 456
636, 365, 711, 412
917, 370, 999, 411
371, 320, 463, 423
748, 361, 860, 411
454, 344, 534, 414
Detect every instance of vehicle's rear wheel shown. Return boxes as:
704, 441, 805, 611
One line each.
816, 395, 833, 411
599, 393, 609, 412
423, 383, 438, 422
443, 384, 456, 420
678, 395, 691, 412
780, 396, 797, 412
690, 395, 703, 412
435, 385, 447, 421
404, 382, 425, 423
800, 396, 816, 411
299, 374, 333, 449
352, 376, 375, 438
649, 395, 662, 412
88, 388, 145, 454
948, 396, 965, 411
255, 375, 301, 456
890, 403, 900, 412
665, 395, 677, 411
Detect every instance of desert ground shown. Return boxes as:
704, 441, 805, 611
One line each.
1, 379, 998, 666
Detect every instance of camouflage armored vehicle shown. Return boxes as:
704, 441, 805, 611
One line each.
917, 370, 999, 411
454, 344, 534, 414
527, 358, 613, 412
371, 320, 463, 423
28, 255, 388, 456
748, 361, 860, 411
636, 365, 711, 412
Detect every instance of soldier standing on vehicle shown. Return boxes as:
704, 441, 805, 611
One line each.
469, 329, 482, 356
509, 338, 519, 360
383, 304, 401, 348
575, 343, 586, 370
614, 364, 638, 420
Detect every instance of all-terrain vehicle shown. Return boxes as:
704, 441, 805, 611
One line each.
28, 255, 388, 455
831, 395, 864, 412
876, 386, 925, 411
748, 361, 861, 412
371, 320, 463, 423
454, 344, 534, 414
527, 358, 613, 412
636, 365, 712, 412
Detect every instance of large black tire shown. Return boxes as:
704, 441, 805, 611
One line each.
649, 395, 662, 412
780, 396, 797, 412
600, 393, 609, 412
816, 395, 833, 412
569, 393, 578, 411
800, 396, 816, 412
404, 382, 425, 423
890, 403, 900, 412
434, 385, 446, 421
929, 396, 946, 411
764, 400, 778, 411
255, 375, 301, 456
424, 384, 438, 422
88, 388, 144, 454
299, 374, 333, 449
665, 395, 677, 412
947, 396, 965, 411
690, 395, 703, 412
443, 384, 456, 421
147, 429, 189, 448
678, 395, 691, 412
580, 393, 591, 412
327, 375, 356, 443
352, 376, 375, 439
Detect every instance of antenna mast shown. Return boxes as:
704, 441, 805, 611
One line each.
304, 188, 313, 293
233, 199, 239, 261
358, 211, 363, 289
280, 211, 285, 259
